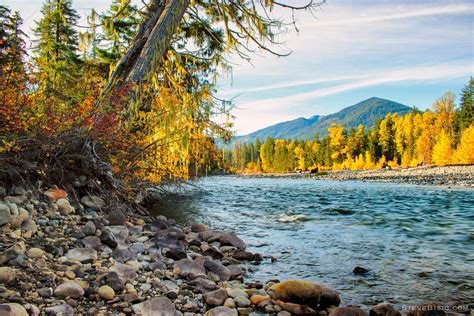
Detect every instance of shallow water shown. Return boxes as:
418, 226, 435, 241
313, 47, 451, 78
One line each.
149, 177, 474, 309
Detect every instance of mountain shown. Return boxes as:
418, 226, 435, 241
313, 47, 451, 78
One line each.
235, 97, 412, 143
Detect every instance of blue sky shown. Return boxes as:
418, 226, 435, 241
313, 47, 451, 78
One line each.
4, 0, 474, 135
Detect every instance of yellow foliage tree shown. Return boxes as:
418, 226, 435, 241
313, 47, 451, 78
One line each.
432, 129, 453, 166
453, 124, 474, 164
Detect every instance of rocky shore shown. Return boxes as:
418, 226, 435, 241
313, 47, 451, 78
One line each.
0, 186, 464, 315
243, 165, 474, 187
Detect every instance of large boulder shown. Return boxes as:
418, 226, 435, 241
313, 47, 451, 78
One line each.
132, 297, 181, 316
267, 280, 326, 307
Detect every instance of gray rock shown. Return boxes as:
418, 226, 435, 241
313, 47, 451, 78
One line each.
219, 233, 246, 250
44, 304, 74, 316
173, 259, 206, 279
37, 287, 53, 298
100, 229, 118, 248
80, 195, 105, 210
20, 219, 37, 235
109, 263, 138, 284
56, 198, 74, 215
106, 226, 129, 244
203, 288, 228, 306
227, 265, 244, 280
0, 267, 15, 284
205, 306, 238, 316
112, 247, 136, 262
0, 303, 28, 316
0, 203, 12, 225
234, 295, 251, 308
205, 260, 231, 281
106, 271, 124, 291
4, 195, 27, 205
82, 221, 96, 236
132, 297, 181, 316
108, 211, 126, 225
65, 248, 97, 263
54, 283, 84, 298
82, 236, 102, 251
190, 277, 218, 293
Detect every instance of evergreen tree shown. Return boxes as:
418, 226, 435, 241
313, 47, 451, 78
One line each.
33, 0, 80, 91
454, 78, 473, 134
0, 6, 27, 74
96, 0, 139, 67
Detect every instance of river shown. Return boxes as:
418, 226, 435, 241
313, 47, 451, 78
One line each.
149, 176, 474, 309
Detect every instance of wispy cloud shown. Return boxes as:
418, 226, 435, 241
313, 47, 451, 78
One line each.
311, 3, 473, 27
236, 61, 471, 112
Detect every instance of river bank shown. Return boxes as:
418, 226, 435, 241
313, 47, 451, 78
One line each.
0, 185, 470, 315
239, 165, 474, 187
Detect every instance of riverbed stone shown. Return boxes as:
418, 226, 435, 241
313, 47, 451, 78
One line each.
320, 286, 341, 308
370, 303, 401, 316
205, 306, 238, 316
44, 189, 67, 202
173, 259, 206, 279
190, 277, 219, 293
0, 303, 28, 316
98, 285, 115, 300
0, 267, 15, 284
219, 232, 246, 250
65, 248, 97, 263
132, 297, 181, 316
56, 198, 74, 215
108, 211, 126, 225
205, 260, 231, 281
54, 282, 84, 298
234, 295, 251, 308
26, 248, 44, 258
82, 221, 96, 236
82, 236, 102, 251
267, 280, 324, 307
80, 195, 105, 210
204, 288, 228, 306
0, 204, 12, 225
109, 263, 138, 284
44, 304, 74, 316
330, 307, 369, 316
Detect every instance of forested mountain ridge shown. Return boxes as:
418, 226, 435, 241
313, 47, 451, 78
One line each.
235, 97, 412, 142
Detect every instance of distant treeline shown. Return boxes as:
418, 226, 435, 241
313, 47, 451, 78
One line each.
226, 79, 473, 173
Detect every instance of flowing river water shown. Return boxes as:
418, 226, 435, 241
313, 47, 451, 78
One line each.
149, 176, 474, 309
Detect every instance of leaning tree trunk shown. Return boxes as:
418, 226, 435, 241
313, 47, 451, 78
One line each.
102, 0, 190, 95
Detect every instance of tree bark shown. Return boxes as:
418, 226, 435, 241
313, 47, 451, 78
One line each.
103, 0, 190, 94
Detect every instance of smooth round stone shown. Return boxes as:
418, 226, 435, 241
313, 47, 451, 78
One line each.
26, 248, 44, 258
234, 295, 251, 308
0, 267, 15, 284
98, 285, 115, 300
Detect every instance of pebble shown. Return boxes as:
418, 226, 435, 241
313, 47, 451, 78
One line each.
26, 248, 44, 259
98, 285, 115, 300
0, 267, 15, 284
54, 283, 84, 298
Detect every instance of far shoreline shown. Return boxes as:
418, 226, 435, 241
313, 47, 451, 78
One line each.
229, 165, 474, 188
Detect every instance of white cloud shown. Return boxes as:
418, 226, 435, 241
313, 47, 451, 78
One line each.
236, 61, 471, 112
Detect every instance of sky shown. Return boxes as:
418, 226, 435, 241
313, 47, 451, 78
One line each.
4, 0, 474, 135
